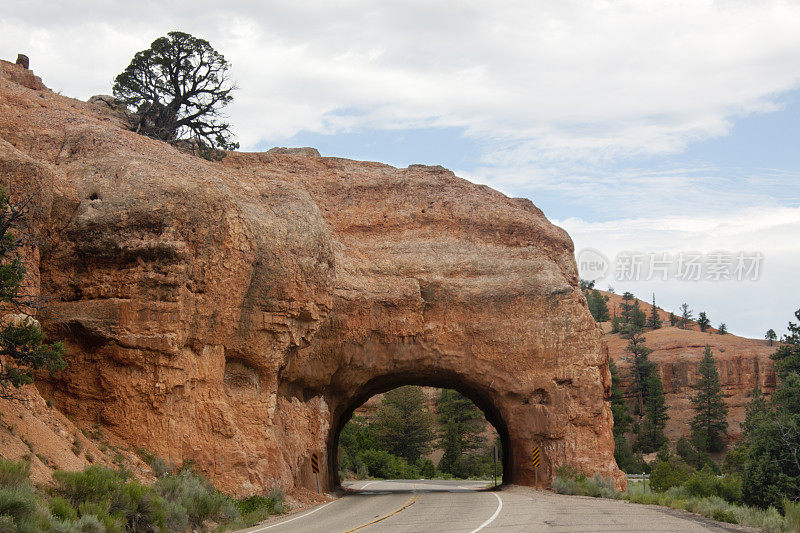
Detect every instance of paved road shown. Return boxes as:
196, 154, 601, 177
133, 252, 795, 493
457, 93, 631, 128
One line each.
239, 480, 755, 532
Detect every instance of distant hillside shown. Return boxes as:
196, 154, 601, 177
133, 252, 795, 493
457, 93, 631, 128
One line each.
597, 290, 778, 447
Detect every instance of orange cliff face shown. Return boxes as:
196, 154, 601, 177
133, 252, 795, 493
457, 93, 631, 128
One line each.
599, 290, 777, 447
0, 59, 624, 495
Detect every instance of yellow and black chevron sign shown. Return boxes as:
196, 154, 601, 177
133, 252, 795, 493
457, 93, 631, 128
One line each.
532, 446, 540, 468
311, 453, 320, 473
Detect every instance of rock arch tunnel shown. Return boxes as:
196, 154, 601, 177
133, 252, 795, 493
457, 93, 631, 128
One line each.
326, 372, 513, 489
3, 74, 625, 497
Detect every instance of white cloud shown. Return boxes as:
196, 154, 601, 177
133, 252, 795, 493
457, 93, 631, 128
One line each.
556, 205, 800, 338
2, 0, 800, 158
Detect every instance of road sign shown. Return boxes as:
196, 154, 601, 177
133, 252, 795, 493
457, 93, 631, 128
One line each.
532, 446, 540, 468
311, 453, 320, 493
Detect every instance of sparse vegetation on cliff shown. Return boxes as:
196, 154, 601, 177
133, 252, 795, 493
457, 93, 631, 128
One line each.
0, 189, 66, 398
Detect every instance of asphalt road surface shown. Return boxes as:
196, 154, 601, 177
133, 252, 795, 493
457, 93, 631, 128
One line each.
238, 479, 755, 532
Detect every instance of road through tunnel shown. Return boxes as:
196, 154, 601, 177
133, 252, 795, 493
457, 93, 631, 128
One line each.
326, 373, 512, 490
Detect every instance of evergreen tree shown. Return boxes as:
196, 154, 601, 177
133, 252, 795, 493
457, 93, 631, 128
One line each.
373, 386, 434, 463
648, 294, 662, 329
697, 311, 711, 333
621, 292, 635, 324
610, 360, 636, 470
680, 303, 693, 330
741, 311, 800, 510
631, 300, 647, 330
690, 346, 728, 453
113, 31, 239, 155
717, 323, 728, 335
586, 289, 610, 322
0, 190, 66, 397
669, 312, 678, 327
765, 329, 777, 346
623, 329, 654, 417
638, 369, 669, 453
436, 389, 487, 476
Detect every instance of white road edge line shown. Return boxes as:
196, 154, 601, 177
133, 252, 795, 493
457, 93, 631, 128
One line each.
360, 480, 378, 490
470, 492, 503, 533
247, 500, 336, 532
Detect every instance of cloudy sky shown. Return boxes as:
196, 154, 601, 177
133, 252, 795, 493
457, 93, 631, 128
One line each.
2, 0, 799, 338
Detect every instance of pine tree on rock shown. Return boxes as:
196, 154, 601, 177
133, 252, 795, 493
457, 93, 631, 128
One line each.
697, 311, 711, 333
680, 303, 693, 330
765, 329, 777, 346
621, 292, 635, 324
717, 323, 728, 335
648, 294, 662, 329
669, 312, 678, 327
690, 346, 729, 453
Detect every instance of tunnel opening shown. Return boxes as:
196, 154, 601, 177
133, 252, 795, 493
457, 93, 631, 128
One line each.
326, 373, 512, 490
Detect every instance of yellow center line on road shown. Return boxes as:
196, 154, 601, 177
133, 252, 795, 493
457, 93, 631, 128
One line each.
342, 483, 419, 533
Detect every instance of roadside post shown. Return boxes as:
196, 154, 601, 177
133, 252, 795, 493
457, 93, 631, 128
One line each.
492, 445, 499, 487
311, 453, 320, 493
532, 446, 541, 486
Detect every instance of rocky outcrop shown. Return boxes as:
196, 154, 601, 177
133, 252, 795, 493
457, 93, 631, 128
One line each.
602, 292, 777, 446
0, 58, 623, 495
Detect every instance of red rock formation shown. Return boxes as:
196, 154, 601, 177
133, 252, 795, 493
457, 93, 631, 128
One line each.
602, 291, 777, 446
0, 59, 623, 494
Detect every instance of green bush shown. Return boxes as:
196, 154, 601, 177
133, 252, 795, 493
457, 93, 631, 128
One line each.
235, 488, 286, 526
419, 459, 436, 479
649, 457, 694, 492
785, 499, 800, 532
357, 450, 420, 479
53, 465, 165, 532
551, 469, 619, 499
154, 469, 238, 527
683, 467, 742, 504
49, 497, 77, 521
0, 486, 37, 524
0, 460, 30, 490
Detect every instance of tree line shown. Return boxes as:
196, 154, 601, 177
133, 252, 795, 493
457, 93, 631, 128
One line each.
339, 386, 499, 480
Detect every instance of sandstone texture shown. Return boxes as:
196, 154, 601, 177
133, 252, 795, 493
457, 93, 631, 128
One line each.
601, 291, 777, 446
0, 59, 623, 495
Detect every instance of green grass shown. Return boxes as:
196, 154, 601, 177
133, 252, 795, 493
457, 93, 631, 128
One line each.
551, 471, 796, 532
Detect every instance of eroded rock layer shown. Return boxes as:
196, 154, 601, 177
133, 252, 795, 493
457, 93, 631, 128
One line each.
0, 59, 623, 494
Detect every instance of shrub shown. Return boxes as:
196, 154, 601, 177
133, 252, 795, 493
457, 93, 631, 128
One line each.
53, 466, 165, 532
0, 486, 37, 524
551, 471, 619, 499
49, 497, 77, 521
357, 450, 420, 479
785, 499, 800, 532
0, 460, 30, 489
154, 469, 238, 527
683, 467, 742, 504
420, 459, 436, 479
235, 488, 286, 526
649, 457, 694, 492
